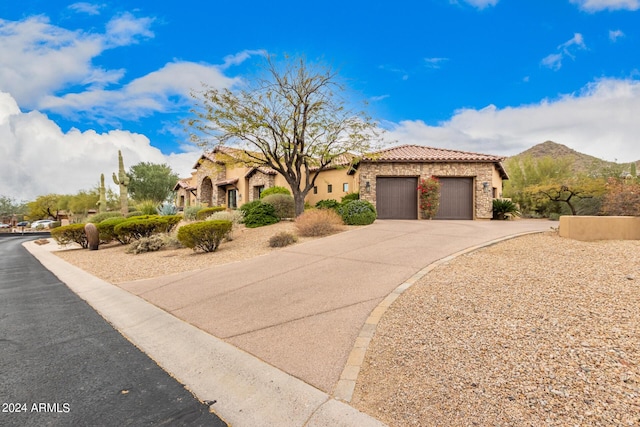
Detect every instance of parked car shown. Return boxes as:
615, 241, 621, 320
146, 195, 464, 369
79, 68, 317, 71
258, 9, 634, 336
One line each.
0, 223, 10, 228
16, 221, 30, 227
30, 220, 55, 229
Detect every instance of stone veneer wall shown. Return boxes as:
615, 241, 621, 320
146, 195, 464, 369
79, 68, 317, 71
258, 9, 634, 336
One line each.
248, 173, 276, 201
195, 160, 226, 207
358, 161, 497, 219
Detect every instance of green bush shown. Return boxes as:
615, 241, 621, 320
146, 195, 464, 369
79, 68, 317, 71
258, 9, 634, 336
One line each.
51, 223, 88, 248
315, 199, 340, 210
240, 201, 279, 228
337, 200, 377, 225
126, 235, 165, 254
260, 186, 291, 198
49, 221, 61, 229
341, 192, 360, 203
97, 217, 130, 244
113, 215, 181, 240
136, 200, 158, 216
269, 231, 298, 247
196, 206, 226, 220
492, 199, 521, 220
183, 205, 202, 221
88, 211, 122, 224
262, 194, 295, 219
177, 220, 233, 252
126, 211, 144, 218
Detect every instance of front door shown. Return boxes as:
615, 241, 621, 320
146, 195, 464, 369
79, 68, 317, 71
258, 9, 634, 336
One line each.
228, 189, 237, 209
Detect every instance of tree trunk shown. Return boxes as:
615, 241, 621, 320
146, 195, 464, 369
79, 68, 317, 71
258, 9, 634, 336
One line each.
293, 191, 306, 217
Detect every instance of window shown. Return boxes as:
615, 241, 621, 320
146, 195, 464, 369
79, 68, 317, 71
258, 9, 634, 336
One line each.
327, 184, 332, 193
313, 186, 318, 194
343, 183, 349, 192
254, 185, 264, 200
228, 189, 237, 209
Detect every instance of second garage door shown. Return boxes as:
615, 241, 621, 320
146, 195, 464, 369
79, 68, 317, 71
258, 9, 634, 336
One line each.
376, 177, 418, 219
435, 177, 474, 220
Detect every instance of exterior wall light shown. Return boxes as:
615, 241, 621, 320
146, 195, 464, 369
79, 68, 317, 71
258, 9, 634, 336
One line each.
365, 181, 371, 192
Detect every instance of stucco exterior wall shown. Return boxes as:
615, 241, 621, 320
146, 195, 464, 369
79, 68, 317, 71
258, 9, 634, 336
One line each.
358, 161, 499, 219
305, 168, 359, 206
559, 215, 640, 241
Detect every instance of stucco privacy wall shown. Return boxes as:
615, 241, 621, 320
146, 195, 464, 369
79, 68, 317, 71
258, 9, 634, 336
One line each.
358, 161, 498, 219
559, 216, 640, 241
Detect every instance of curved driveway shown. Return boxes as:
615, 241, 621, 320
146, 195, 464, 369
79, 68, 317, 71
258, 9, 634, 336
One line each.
118, 220, 550, 392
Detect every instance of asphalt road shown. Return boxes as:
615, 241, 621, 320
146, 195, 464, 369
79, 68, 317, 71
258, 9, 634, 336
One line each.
0, 235, 226, 427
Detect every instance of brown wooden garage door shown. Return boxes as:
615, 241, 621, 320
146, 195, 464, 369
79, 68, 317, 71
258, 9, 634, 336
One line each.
435, 177, 474, 220
376, 177, 418, 219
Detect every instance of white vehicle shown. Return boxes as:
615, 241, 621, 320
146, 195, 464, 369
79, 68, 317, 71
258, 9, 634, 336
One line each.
30, 220, 55, 229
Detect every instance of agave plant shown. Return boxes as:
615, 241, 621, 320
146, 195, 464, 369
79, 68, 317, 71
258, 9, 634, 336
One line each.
156, 202, 178, 216
493, 199, 521, 220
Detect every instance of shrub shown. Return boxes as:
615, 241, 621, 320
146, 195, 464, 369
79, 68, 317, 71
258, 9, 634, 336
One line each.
315, 199, 340, 210
207, 210, 243, 240
126, 235, 165, 254
262, 194, 295, 219
88, 211, 122, 224
157, 202, 178, 216
49, 221, 61, 229
341, 192, 360, 203
136, 200, 158, 216
260, 186, 291, 198
196, 206, 226, 221
184, 205, 202, 221
295, 209, 344, 237
240, 201, 279, 228
269, 231, 298, 247
177, 220, 233, 252
113, 215, 181, 241
337, 200, 377, 225
492, 199, 521, 220
51, 223, 88, 248
97, 217, 130, 244
126, 211, 144, 218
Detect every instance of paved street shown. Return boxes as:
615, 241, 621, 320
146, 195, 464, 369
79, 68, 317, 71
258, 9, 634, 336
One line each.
0, 235, 226, 427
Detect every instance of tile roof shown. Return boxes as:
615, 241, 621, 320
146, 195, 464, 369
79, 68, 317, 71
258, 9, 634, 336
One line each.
173, 178, 196, 191
364, 144, 506, 163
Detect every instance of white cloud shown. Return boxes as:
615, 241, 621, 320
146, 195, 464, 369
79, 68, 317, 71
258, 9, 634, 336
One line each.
221, 50, 267, 69
0, 92, 198, 201
383, 78, 640, 163
541, 33, 587, 70
570, 0, 640, 12
424, 57, 449, 69
68, 2, 104, 15
451, 0, 499, 9
104, 12, 154, 48
609, 29, 625, 41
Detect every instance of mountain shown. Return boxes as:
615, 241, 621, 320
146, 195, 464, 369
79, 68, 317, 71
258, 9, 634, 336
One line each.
507, 141, 627, 175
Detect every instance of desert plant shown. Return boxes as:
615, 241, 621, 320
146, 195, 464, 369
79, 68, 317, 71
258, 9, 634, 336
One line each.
262, 194, 295, 219
97, 217, 130, 244
113, 215, 181, 240
417, 176, 441, 219
97, 173, 107, 213
136, 200, 158, 215
240, 201, 279, 228
196, 206, 226, 220
492, 199, 521, 220
269, 231, 298, 247
177, 220, 233, 252
156, 202, 178, 216
260, 186, 291, 198
295, 209, 344, 237
315, 199, 340, 210
126, 235, 165, 254
126, 210, 144, 218
84, 223, 99, 250
88, 211, 122, 224
183, 205, 202, 221
341, 192, 360, 203
51, 223, 88, 248
112, 150, 130, 215
337, 200, 377, 225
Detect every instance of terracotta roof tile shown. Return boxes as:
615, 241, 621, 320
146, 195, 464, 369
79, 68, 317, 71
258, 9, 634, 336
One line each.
364, 144, 505, 162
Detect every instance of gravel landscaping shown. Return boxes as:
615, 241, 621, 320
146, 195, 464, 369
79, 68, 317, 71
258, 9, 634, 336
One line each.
352, 232, 640, 426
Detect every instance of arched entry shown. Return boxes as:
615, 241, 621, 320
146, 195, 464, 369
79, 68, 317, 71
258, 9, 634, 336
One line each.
200, 177, 213, 206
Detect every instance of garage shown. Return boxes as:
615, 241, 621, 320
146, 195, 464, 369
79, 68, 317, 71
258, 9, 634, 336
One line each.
435, 177, 474, 220
376, 177, 418, 219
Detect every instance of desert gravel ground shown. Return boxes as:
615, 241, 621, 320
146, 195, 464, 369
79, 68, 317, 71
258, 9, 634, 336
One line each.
53, 221, 325, 284
352, 232, 640, 427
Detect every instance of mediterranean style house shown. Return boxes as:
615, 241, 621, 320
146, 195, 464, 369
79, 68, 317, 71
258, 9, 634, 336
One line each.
174, 144, 508, 220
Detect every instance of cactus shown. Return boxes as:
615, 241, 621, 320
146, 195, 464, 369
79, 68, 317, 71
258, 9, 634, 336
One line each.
112, 150, 130, 216
84, 223, 99, 250
97, 173, 107, 213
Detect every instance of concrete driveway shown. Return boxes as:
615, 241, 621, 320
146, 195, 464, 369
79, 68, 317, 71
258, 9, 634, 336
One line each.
117, 220, 551, 393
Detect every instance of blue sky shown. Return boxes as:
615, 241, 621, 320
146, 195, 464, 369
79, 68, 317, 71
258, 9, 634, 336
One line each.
1, 0, 640, 200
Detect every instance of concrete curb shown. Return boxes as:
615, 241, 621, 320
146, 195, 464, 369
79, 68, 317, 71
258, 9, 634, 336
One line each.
24, 241, 386, 427
334, 230, 546, 402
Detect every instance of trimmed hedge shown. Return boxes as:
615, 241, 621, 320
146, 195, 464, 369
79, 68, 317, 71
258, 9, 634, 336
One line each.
97, 217, 130, 244
88, 211, 122, 224
260, 186, 291, 198
262, 194, 295, 219
337, 200, 377, 225
51, 223, 88, 248
240, 200, 279, 228
113, 215, 181, 241
177, 220, 233, 252
196, 206, 226, 221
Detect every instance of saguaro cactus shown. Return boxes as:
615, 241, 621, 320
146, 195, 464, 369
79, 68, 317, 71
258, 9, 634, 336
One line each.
97, 173, 107, 213
84, 223, 99, 250
112, 150, 130, 216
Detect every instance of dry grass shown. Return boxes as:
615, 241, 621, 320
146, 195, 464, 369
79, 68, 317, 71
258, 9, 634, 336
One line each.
294, 209, 344, 237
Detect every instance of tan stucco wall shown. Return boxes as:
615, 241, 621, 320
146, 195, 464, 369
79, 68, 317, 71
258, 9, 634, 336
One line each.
358, 161, 500, 220
305, 168, 359, 206
559, 216, 640, 241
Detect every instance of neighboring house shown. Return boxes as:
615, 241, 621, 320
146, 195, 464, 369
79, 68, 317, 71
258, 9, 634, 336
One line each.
176, 144, 508, 220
